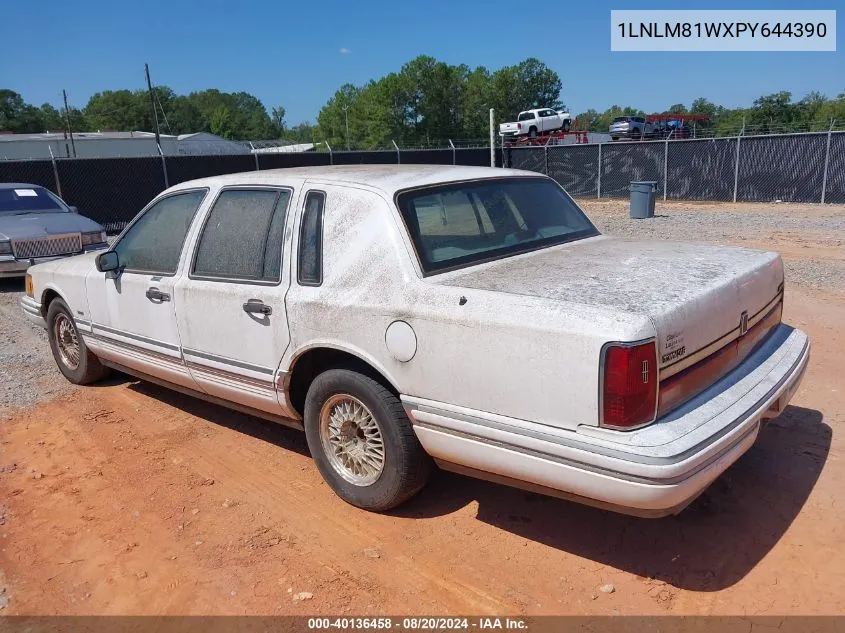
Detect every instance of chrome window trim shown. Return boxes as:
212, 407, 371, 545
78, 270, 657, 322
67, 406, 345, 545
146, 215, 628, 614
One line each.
188, 185, 294, 286
296, 189, 326, 287
110, 187, 210, 278
393, 176, 601, 277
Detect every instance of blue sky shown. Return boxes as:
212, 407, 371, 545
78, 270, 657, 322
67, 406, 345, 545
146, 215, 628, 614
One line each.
2, 0, 842, 125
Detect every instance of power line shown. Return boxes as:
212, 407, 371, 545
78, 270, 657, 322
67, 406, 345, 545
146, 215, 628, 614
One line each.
155, 92, 173, 135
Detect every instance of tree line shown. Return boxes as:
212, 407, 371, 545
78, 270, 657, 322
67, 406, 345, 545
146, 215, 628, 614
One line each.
2, 55, 844, 149
0, 86, 291, 141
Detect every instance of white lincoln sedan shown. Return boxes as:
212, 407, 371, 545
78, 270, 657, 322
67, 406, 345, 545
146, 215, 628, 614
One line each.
21, 165, 809, 516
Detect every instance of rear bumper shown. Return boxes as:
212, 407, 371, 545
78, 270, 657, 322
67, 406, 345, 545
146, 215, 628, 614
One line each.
404, 324, 809, 517
20, 295, 45, 329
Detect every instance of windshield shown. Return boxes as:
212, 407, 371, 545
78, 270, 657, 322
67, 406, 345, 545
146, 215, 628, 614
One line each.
0, 187, 68, 215
396, 177, 600, 274
611, 116, 630, 123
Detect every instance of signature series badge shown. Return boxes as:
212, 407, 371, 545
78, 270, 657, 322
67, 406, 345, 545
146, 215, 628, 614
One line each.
661, 331, 686, 363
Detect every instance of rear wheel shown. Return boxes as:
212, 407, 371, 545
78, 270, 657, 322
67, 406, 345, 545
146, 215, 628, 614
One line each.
304, 368, 432, 511
528, 127, 538, 138
46, 298, 109, 385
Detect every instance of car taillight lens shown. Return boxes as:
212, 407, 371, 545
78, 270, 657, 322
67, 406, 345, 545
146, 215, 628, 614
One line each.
601, 340, 658, 430
517, 123, 521, 129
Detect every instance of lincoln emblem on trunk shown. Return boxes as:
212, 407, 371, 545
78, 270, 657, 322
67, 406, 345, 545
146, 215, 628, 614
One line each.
641, 359, 649, 384
740, 310, 749, 336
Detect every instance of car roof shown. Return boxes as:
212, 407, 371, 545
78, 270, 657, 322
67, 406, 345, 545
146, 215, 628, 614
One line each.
0, 183, 46, 190
169, 165, 541, 197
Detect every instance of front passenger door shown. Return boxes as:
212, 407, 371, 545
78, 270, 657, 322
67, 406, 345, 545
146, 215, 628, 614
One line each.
85, 189, 208, 390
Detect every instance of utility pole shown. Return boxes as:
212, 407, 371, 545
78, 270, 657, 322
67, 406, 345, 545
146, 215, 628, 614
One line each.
62, 89, 77, 158
489, 108, 495, 167
342, 105, 350, 151
145, 63, 162, 149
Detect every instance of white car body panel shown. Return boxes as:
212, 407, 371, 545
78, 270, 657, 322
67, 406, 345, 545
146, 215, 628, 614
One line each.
21, 165, 809, 516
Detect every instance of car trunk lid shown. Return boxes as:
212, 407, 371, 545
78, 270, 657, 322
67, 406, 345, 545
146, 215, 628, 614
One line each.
430, 235, 784, 408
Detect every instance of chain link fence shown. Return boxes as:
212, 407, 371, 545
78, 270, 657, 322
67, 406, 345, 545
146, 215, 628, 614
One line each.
2, 132, 841, 235
506, 131, 845, 204
0, 148, 501, 233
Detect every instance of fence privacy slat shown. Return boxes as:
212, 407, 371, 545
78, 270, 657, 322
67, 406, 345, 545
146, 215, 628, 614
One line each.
0, 138, 840, 235
507, 132, 844, 205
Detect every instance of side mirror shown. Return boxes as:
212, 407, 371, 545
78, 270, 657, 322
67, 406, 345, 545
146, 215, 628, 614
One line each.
68, 205, 79, 214
95, 251, 120, 273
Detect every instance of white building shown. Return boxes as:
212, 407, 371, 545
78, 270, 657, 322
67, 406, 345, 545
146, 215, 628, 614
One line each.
0, 131, 257, 160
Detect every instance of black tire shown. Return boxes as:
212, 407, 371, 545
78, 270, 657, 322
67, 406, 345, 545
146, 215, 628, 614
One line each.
46, 297, 109, 385
303, 368, 432, 511
528, 127, 538, 138
561, 121, 571, 132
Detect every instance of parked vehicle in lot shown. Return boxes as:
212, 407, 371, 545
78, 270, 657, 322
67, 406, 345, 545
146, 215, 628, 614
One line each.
22, 165, 809, 516
609, 116, 655, 140
499, 108, 572, 138
653, 120, 692, 139
0, 183, 108, 278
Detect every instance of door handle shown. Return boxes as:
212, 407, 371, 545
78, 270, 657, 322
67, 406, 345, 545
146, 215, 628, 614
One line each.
243, 299, 272, 316
145, 287, 171, 302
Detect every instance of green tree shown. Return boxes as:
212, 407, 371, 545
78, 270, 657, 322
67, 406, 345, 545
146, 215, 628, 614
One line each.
0, 89, 44, 132
749, 91, 794, 129
209, 105, 235, 138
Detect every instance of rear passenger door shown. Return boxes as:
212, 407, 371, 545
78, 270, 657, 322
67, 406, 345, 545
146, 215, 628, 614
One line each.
173, 187, 297, 417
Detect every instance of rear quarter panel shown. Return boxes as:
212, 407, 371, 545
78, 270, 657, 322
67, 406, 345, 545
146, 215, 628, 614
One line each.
283, 184, 654, 430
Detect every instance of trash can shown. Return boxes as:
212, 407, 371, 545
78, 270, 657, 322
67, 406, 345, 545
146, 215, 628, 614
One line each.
629, 181, 658, 219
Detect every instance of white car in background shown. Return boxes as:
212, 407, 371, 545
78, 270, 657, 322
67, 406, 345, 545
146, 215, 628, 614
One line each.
499, 109, 572, 138
21, 165, 809, 516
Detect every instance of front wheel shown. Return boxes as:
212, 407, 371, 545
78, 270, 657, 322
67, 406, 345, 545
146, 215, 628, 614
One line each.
46, 298, 109, 384
304, 369, 432, 511
561, 121, 571, 132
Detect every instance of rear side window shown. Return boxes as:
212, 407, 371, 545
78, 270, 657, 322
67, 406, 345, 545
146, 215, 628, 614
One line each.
115, 189, 207, 274
518, 112, 536, 121
297, 191, 325, 286
192, 188, 291, 282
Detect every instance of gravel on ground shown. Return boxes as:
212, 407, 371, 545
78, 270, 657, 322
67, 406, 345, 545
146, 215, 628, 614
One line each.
579, 199, 845, 293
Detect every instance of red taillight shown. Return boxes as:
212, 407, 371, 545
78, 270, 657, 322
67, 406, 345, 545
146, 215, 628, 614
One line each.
517, 123, 521, 129
601, 340, 657, 430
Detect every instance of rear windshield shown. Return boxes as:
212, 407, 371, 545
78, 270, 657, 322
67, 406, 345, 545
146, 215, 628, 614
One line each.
396, 177, 599, 274
517, 112, 536, 121
0, 187, 67, 214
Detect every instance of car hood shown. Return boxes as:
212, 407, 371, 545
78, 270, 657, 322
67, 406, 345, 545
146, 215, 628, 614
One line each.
0, 212, 102, 241
430, 235, 783, 367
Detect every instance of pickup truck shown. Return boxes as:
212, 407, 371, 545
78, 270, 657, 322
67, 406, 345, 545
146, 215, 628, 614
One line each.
499, 108, 572, 138
22, 165, 809, 516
